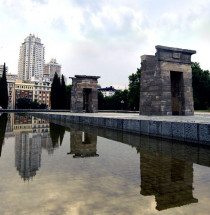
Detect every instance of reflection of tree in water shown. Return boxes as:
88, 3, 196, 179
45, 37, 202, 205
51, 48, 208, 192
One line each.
0, 114, 8, 157
49, 123, 65, 147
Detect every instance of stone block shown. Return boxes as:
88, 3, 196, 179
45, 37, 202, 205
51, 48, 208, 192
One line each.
140, 46, 195, 116
73, 116, 80, 123
88, 117, 96, 125
149, 120, 162, 137
80, 116, 90, 124
123, 119, 141, 133
97, 117, 105, 127
184, 122, 198, 142
172, 122, 185, 140
105, 118, 123, 130
162, 121, 172, 138
105, 118, 114, 128
199, 123, 210, 144
140, 120, 149, 135
116, 119, 123, 130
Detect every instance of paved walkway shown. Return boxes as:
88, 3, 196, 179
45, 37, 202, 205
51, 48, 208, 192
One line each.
41, 112, 210, 123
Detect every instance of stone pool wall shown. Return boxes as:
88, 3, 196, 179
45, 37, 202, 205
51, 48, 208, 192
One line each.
30, 112, 210, 145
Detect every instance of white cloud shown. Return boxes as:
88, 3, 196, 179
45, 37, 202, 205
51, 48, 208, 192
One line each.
0, 0, 210, 85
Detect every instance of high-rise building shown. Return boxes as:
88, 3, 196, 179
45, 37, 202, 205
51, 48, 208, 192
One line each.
18, 34, 45, 81
0, 64, 8, 74
44, 58, 61, 81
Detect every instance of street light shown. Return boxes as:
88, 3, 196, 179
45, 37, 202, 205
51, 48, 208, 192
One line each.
121, 100, 124, 110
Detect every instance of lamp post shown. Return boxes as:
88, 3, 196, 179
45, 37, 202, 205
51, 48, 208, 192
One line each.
121, 100, 124, 110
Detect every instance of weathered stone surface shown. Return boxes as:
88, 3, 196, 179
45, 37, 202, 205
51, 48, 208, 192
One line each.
162, 121, 172, 137
140, 45, 196, 116
172, 122, 185, 140
123, 119, 141, 133
140, 120, 149, 135
105, 118, 123, 130
30, 112, 210, 145
184, 122, 198, 142
149, 121, 162, 137
199, 123, 210, 144
89, 117, 98, 125
79, 116, 90, 124
71, 75, 100, 113
98, 117, 105, 127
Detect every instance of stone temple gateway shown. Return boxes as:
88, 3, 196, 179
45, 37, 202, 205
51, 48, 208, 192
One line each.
71, 75, 100, 113
140, 45, 196, 116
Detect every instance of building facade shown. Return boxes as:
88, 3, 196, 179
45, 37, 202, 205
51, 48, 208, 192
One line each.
98, 86, 117, 97
0, 65, 8, 74
15, 80, 34, 107
18, 34, 45, 81
14, 79, 51, 108
7, 79, 16, 109
32, 80, 51, 108
44, 58, 61, 81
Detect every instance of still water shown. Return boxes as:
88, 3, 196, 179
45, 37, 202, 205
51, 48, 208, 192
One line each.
0, 113, 210, 215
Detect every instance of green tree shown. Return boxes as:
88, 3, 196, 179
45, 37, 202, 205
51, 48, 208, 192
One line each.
39, 103, 47, 109
66, 85, 72, 109
16, 98, 31, 109
128, 68, 141, 110
0, 63, 8, 109
98, 91, 105, 110
98, 90, 129, 110
192, 62, 210, 110
30, 100, 40, 109
51, 73, 61, 109
60, 75, 67, 109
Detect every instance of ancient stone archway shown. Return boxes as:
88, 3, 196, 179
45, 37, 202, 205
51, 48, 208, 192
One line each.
70, 75, 100, 113
140, 45, 196, 116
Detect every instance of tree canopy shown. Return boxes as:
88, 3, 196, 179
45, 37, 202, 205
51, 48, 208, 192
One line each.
51, 73, 68, 109
128, 68, 141, 110
0, 63, 8, 109
192, 62, 210, 110
16, 98, 47, 109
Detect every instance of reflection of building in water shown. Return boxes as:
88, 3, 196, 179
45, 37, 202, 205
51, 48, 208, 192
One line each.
32, 117, 49, 133
69, 130, 99, 158
42, 132, 59, 154
15, 132, 41, 180
140, 150, 198, 211
12, 114, 53, 180
5, 113, 15, 138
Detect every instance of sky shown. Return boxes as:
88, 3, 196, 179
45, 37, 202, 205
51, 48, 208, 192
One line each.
0, 0, 210, 87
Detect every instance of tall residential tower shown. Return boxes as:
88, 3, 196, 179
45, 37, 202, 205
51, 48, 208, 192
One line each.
44, 58, 61, 81
18, 34, 45, 81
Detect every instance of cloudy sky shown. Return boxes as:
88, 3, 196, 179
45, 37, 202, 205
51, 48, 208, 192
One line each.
0, 0, 210, 87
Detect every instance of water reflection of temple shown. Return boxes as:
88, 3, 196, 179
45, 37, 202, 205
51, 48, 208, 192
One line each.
139, 150, 198, 211
69, 130, 99, 158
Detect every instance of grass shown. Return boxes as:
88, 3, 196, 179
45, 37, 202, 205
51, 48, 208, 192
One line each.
195, 110, 210, 113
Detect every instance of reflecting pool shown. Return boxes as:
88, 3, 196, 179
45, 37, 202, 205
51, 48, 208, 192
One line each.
0, 113, 210, 215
